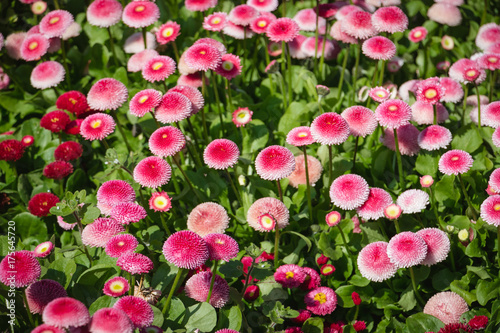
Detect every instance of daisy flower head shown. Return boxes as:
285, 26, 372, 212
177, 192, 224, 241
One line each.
286, 126, 315, 147
97, 180, 135, 207
113, 296, 154, 328
28, 192, 59, 217
223, 21, 255, 40
287, 155, 323, 188
105, 234, 139, 257
0, 251, 41, 288
294, 9, 326, 32
476, 23, 500, 51
187, 202, 230, 236
483, 102, 500, 128
304, 287, 337, 316
156, 21, 180, 45
441, 35, 454, 50
232, 107, 253, 127
204, 233, 239, 261
369, 87, 391, 103
56, 90, 88, 116
40, 110, 70, 133
42, 297, 90, 328
103, 276, 130, 297
477, 53, 500, 71
127, 49, 159, 72
341, 10, 376, 40
22, 135, 35, 147
203, 12, 227, 32
449, 58, 487, 85
43, 160, 73, 180
247, 0, 278, 12
184, 43, 222, 72
89, 308, 134, 333
255, 145, 296, 181
142, 55, 176, 83
250, 12, 276, 34
215, 53, 242, 80
396, 189, 429, 214
129, 89, 162, 117
178, 73, 204, 88
375, 99, 412, 129
438, 150, 473, 175
325, 211, 342, 227
87, 78, 128, 111
0, 139, 25, 162
310, 112, 350, 145
416, 78, 445, 105
362, 36, 396, 61
31, 61, 65, 89
81, 218, 125, 247
371, 6, 408, 34
411, 101, 449, 125
440, 77, 464, 103
31, 1, 48, 15
416, 228, 450, 266
356, 187, 393, 221
420, 175, 434, 188
122, 1, 160, 28
384, 203, 401, 219
149, 126, 185, 157
39, 10, 74, 38
25, 280, 67, 314
80, 113, 116, 141
330, 174, 370, 210
204, 139, 240, 170
247, 197, 289, 232
228, 4, 259, 26
185, 0, 217, 12
185, 271, 230, 308
489, 168, 500, 193
299, 267, 321, 291
168, 85, 205, 114
5, 32, 27, 60
133, 156, 171, 188
418, 125, 452, 151
110, 202, 147, 224
408, 26, 427, 43
149, 191, 171, 212
480, 195, 500, 226
266, 18, 300, 43
154, 91, 193, 124
117, 252, 154, 275
423, 292, 469, 325
274, 264, 306, 288
31, 325, 65, 333
330, 21, 358, 44
87, 0, 123, 28
162, 230, 209, 269
427, 3, 462, 27
20, 33, 49, 61
387, 232, 428, 268
301, 37, 339, 60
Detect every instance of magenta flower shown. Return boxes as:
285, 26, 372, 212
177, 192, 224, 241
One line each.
357, 241, 397, 282
329, 174, 370, 210
411, 101, 449, 125
155, 91, 193, 124
274, 264, 306, 288
127, 49, 159, 72
480, 195, 500, 226
25, 280, 67, 314
232, 107, 253, 127
449, 58, 486, 85
247, 197, 289, 232
87, 78, 128, 111
86, 0, 123, 28
105, 234, 139, 257
341, 106, 377, 137
304, 287, 337, 316
54, 141, 83, 161
142, 55, 176, 83
31, 61, 65, 89
204, 139, 240, 170
362, 36, 396, 61
341, 10, 376, 40
311, 112, 350, 145
250, 13, 276, 34
184, 43, 222, 72
427, 3, 462, 27
42, 297, 90, 328
247, 0, 278, 12
215, 53, 242, 80
162, 230, 209, 269
476, 23, 500, 51
149, 191, 172, 212
187, 202, 230, 236
149, 126, 185, 157
117, 252, 154, 275
185, 0, 217, 12
122, 1, 160, 28
228, 4, 259, 26
266, 18, 300, 43
169, 85, 204, 114
418, 125, 452, 151
203, 12, 227, 32
39, 10, 74, 38
416, 228, 450, 266
89, 308, 134, 333
156, 21, 181, 45
375, 99, 412, 129
33, 241, 54, 258
408, 26, 427, 43
185, 271, 230, 308
387, 232, 428, 268
287, 155, 323, 189
103, 276, 130, 297
129, 89, 162, 117
81, 218, 125, 247
113, 296, 154, 328
371, 6, 408, 34
21, 33, 49, 61
204, 233, 239, 261
255, 145, 296, 181
438, 149, 474, 175
133, 156, 171, 188
80, 113, 116, 141
356, 188, 393, 221
0, 251, 41, 288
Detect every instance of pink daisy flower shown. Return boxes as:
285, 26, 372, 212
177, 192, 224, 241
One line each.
105, 234, 138, 258
341, 106, 378, 138
22, 135, 35, 147
194, 36, 227, 54
330, 174, 370, 210
287, 35, 306, 59
25, 280, 67, 314
375, 99, 411, 129
427, 3, 462, 27
142, 55, 176, 83
223, 21, 255, 40
330, 21, 358, 45
184, 43, 222, 72
384, 203, 402, 219
31, 61, 65, 89
418, 125, 452, 151
80, 113, 116, 141
489, 168, 500, 193
43, 297, 90, 328
232, 107, 253, 127
286, 126, 315, 147
325, 211, 342, 227
185, 0, 217, 12
168, 85, 205, 114
371, 6, 408, 34
310, 112, 350, 145
356, 187, 393, 221
31, 325, 64, 333
483, 102, 500, 128
369, 87, 391, 103
274, 264, 306, 288
438, 150, 473, 175
408, 26, 427, 43
420, 175, 434, 188
113, 296, 154, 328
397, 189, 429, 214
266, 18, 300, 43
39, 10, 74, 38
416, 228, 450, 266
110, 202, 147, 224
97, 180, 135, 206
178, 73, 204, 88
149, 191, 171, 212
387, 231, 428, 268
441, 35, 455, 50
247, 0, 278, 12
103, 276, 130, 297
449, 58, 487, 85
87, 0, 123, 28
416, 78, 445, 105
476, 23, 500, 51
117, 252, 154, 275
304, 287, 337, 316
40, 110, 70, 133
255, 145, 296, 181
357, 241, 397, 282
247, 197, 289, 232
155, 91, 193, 124
203, 139, 240, 170
440, 77, 464, 103
215, 53, 242, 80
362, 36, 396, 61
301, 37, 339, 60
122, 1, 160, 28
203, 12, 227, 32
480, 195, 500, 226
493, 127, 500, 148
341, 10, 376, 40
0, 251, 41, 288
411, 101, 449, 125
477, 53, 500, 71
87, 78, 128, 111
81, 218, 125, 247
300, 267, 321, 291
129, 89, 162, 117
250, 13, 276, 34
33, 241, 54, 258
43, 160, 73, 180
185, 271, 230, 308
204, 233, 239, 261
127, 49, 159, 72
57, 216, 76, 230
20, 33, 49, 61
294, 9, 326, 32
149, 126, 185, 157
133, 156, 171, 188
229, 4, 259, 26
467, 94, 489, 106
89, 308, 134, 333
162, 230, 209, 269
5, 32, 27, 60
423, 292, 469, 325
287, 155, 323, 189
187, 202, 230, 236
156, 21, 180, 45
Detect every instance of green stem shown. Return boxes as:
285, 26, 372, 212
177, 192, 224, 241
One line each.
352, 136, 359, 170
457, 174, 478, 221
110, 109, 132, 153
211, 74, 225, 136
150, 111, 160, 128
60, 40, 71, 88
352, 43, 361, 105
225, 79, 234, 111
337, 224, 354, 263
129, 274, 135, 295
200, 72, 209, 142
184, 119, 203, 167
482, 0, 489, 25
328, 145, 333, 185
53, 0, 60, 9
172, 41, 180, 63
462, 84, 469, 127
206, 261, 219, 303
409, 267, 425, 306
337, 46, 349, 101
107, 27, 118, 66
433, 104, 437, 125
261, 37, 275, 95
142, 27, 148, 50
274, 180, 284, 268
286, 43, 293, 105
393, 128, 405, 189
319, 22, 329, 75
378, 60, 386, 86
475, 83, 482, 130
21, 289, 35, 327
422, 43, 428, 79
354, 305, 360, 321
278, 72, 287, 111
159, 212, 171, 236
394, 219, 401, 233
226, 169, 243, 207
280, 42, 287, 103
172, 157, 202, 202
490, 70, 497, 102
303, 147, 313, 223
73, 211, 93, 266
162, 268, 184, 315
318, 96, 323, 114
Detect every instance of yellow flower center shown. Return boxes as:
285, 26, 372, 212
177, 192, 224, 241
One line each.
200, 50, 206, 55
285, 271, 294, 279
424, 88, 437, 99
51, 117, 59, 123
110, 281, 124, 292
451, 156, 459, 161
494, 204, 500, 211
414, 31, 422, 38
258, 20, 267, 28
215, 239, 225, 245
314, 292, 327, 304
91, 119, 102, 129
376, 91, 386, 97
260, 214, 275, 229
162, 134, 168, 139
388, 105, 398, 111
28, 41, 39, 50
322, 266, 333, 274
118, 241, 125, 246
69, 97, 77, 105
222, 61, 234, 71
135, 5, 145, 12
49, 16, 60, 24
466, 69, 478, 77
154, 196, 168, 209
212, 17, 221, 24
327, 214, 339, 225
298, 132, 308, 138
237, 112, 246, 119
139, 95, 149, 104
152, 62, 164, 70
162, 28, 174, 37
39, 245, 49, 253
488, 57, 498, 63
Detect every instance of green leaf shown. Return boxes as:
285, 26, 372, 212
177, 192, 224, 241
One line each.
242, 120, 269, 155
398, 289, 417, 311
113, 67, 129, 86
451, 125, 483, 153
183, 302, 217, 332
151, 263, 179, 292
434, 175, 458, 205
465, 238, 485, 258
258, 282, 287, 301
281, 231, 312, 251
43, 257, 77, 288
406, 313, 445, 333
17, 174, 33, 205
151, 306, 164, 328
450, 280, 477, 304
13, 212, 48, 246
303, 317, 324, 333
88, 296, 117, 315
476, 279, 500, 306
218, 305, 242, 331
76, 264, 118, 287
82, 206, 101, 225
415, 153, 439, 177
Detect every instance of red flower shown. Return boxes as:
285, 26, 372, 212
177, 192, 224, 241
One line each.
54, 141, 83, 161
353, 321, 366, 331
40, 110, 71, 133
316, 254, 329, 266
351, 292, 361, 306
0, 139, 25, 161
468, 315, 488, 330
56, 91, 89, 116
28, 192, 59, 217
243, 285, 260, 302
43, 160, 73, 179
